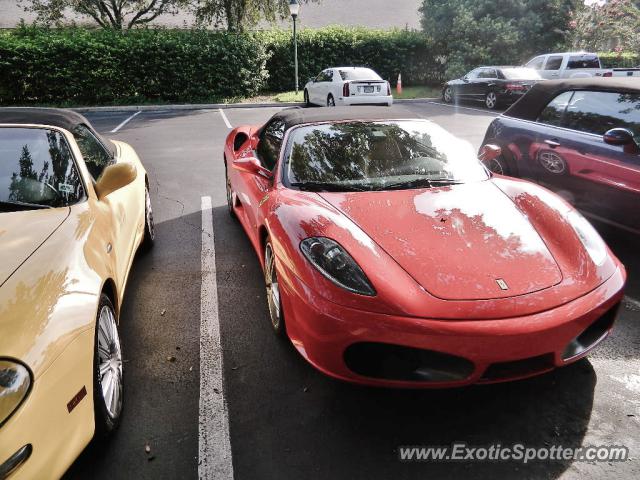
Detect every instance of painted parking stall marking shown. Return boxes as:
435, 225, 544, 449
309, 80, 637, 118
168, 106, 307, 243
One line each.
199, 195, 234, 480
109, 110, 141, 133
219, 109, 233, 129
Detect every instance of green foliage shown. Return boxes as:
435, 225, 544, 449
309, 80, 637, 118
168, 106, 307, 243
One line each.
599, 51, 640, 69
420, 0, 580, 78
259, 27, 443, 91
0, 26, 269, 104
568, 0, 640, 52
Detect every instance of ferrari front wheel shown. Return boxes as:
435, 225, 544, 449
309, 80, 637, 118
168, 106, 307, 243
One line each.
225, 164, 236, 219
264, 240, 285, 336
93, 294, 123, 437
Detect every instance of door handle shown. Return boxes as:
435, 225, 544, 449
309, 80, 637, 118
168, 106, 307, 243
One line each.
544, 139, 560, 148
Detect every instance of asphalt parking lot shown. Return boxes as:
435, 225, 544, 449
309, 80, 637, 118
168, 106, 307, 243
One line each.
62, 101, 639, 480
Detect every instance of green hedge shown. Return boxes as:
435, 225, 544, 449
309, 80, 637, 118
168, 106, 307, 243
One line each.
0, 25, 637, 106
0, 27, 270, 104
599, 52, 640, 69
259, 27, 444, 91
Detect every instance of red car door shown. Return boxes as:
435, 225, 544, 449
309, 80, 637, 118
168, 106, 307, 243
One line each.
233, 118, 285, 242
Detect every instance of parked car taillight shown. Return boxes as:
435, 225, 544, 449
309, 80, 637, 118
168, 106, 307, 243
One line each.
506, 83, 525, 91
343, 83, 350, 97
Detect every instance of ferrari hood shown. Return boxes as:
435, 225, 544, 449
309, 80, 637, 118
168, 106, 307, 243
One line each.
319, 181, 563, 301
0, 208, 70, 287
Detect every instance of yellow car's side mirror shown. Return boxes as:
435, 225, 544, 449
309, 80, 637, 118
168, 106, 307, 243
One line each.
95, 163, 137, 200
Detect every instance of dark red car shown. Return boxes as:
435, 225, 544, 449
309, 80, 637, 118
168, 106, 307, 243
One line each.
480, 78, 640, 234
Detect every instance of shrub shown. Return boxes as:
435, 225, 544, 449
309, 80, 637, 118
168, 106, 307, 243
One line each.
599, 51, 640, 69
0, 26, 270, 104
258, 26, 444, 91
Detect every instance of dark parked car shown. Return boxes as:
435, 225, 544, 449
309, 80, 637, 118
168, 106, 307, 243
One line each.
442, 66, 542, 109
480, 78, 640, 234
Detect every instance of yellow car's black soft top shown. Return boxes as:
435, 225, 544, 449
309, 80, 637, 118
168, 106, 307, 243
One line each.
0, 107, 116, 156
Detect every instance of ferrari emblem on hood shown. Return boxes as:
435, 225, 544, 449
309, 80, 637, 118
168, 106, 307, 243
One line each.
496, 279, 509, 290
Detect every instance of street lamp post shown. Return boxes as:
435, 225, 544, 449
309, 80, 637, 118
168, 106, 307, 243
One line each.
289, 0, 300, 94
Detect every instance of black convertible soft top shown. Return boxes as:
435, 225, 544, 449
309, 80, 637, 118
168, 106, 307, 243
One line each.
504, 78, 640, 121
0, 107, 115, 156
270, 106, 419, 131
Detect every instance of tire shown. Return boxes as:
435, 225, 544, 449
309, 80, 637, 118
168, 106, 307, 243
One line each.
304, 90, 311, 107
264, 239, 286, 337
93, 294, 123, 437
485, 91, 498, 110
327, 94, 336, 107
140, 185, 155, 251
225, 164, 236, 219
443, 86, 454, 104
537, 150, 567, 175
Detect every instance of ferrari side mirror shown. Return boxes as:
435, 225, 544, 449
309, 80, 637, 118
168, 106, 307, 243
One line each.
233, 156, 273, 180
95, 163, 137, 199
478, 144, 502, 162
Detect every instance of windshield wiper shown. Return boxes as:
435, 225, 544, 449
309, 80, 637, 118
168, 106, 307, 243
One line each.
381, 178, 464, 190
0, 200, 53, 212
290, 182, 370, 192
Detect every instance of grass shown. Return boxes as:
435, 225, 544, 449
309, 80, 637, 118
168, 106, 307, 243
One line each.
262, 85, 442, 104
3, 85, 442, 108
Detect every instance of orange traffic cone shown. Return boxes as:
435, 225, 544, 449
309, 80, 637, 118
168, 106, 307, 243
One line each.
396, 73, 403, 95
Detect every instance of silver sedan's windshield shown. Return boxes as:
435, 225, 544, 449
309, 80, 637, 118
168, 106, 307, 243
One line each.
284, 120, 489, 191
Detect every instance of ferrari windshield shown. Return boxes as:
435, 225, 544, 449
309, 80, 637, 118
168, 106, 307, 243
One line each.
284, 120, 489, 191
0, 127, 84, 210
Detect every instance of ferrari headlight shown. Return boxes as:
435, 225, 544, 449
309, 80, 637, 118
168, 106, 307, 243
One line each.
0, 360, 31, 427
300, 237, 376, 296
567, 210, 607, 266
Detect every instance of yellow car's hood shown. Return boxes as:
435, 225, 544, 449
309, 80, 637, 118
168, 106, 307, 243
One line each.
0, 207, 70, 287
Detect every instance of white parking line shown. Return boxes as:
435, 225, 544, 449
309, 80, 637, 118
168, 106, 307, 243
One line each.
426, 101, 502, 116
199, 196, 234, 480
219, 108, 233, 129
110, 110, 141, 133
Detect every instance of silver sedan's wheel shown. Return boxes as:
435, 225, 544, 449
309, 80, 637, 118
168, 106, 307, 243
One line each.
94, 294, 123, 436
485, 92, 498, 109
264, 241, 285, 335
538, 150, 567, 175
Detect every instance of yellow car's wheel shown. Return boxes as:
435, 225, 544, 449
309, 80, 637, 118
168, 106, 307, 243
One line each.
141, 186, 155, 251
93, 294, 123, 436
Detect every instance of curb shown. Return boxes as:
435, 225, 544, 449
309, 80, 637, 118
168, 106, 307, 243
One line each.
71, 97, 440, 113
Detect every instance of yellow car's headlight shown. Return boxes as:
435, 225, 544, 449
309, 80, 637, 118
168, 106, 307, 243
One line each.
0, 359, 31, 427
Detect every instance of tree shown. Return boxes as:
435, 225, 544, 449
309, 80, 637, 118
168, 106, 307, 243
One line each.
568, 0, 640, 51
419, 0, 580, 77
20, 0, 190, 29
194, 0, 317, 32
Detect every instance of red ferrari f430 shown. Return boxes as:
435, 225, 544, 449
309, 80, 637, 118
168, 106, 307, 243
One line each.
223, 107, 626, 388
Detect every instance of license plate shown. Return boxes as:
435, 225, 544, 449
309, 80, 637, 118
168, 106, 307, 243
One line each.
364, 86, 374, 93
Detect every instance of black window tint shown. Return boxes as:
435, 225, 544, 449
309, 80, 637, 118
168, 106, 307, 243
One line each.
257, 119, 286, 170
0, 127, 84, 207
545, 56, 563, 70
477, 69, 496, 79
538, 91, 574, 127
563, 91, 640, 137
317, 71, 332, 82
73, 125, 113, 180
567, 55, 600, 69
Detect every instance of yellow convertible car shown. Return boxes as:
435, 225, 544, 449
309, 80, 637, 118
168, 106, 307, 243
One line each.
0, 108, 154, 479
